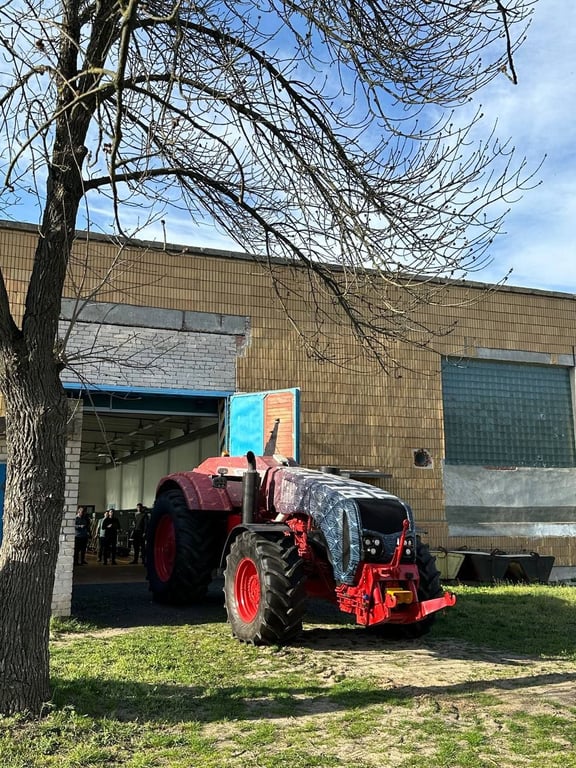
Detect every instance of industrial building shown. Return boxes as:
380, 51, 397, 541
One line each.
1, 220, 575, 614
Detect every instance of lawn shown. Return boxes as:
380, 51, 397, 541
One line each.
1, 583, 575, 767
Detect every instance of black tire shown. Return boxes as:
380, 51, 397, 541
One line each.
370, 541, 443, 639
402, 541, 443, 638
146, 488, 224, 604
224, 531, 307, 645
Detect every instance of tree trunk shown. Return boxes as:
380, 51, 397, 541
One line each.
0, 67, 90, 713
0, 0, 119, 717
0, 356, 68, 715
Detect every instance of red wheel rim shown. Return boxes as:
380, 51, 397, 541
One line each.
235, 557, 261, 622
155, 515, 176, 582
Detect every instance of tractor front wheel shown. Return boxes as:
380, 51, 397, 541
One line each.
403, 540, 444, 638
224, 531, 307, 645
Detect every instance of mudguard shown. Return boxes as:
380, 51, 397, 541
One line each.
156, 471, 235, 513
219, 522, 290, 568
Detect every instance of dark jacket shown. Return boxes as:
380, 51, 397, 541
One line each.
102, 516, 121, 541
75, 514, 91, 539
133, 510, 149, 537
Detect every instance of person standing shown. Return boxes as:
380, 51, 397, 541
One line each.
131, 503, 149, 565
102, 508, 121, 565
96, 514, 107, 562
74, 506, 91, 566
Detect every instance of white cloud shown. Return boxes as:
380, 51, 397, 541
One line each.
4, 3, 574, 295
474, 1, 576, 292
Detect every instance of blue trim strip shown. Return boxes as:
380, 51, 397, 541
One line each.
63, 382, 233, 398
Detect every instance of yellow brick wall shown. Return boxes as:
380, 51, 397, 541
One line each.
3, 223, 576, 562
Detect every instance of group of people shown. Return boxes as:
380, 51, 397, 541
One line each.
73, 503, 149, 567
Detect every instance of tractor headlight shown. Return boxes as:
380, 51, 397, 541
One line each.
403, 537, 415, 561
362, 534, 384, 561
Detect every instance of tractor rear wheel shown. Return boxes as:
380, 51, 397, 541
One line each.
146, 488, 223, 604
224, 531, 307, 645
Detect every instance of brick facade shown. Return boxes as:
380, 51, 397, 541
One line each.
2, 220, 576, 605
52, 404, 83, 616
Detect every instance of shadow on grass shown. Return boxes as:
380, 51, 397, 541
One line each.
71, 580, 227, 630
50, 667, 576, 724
72, 581, 576, 657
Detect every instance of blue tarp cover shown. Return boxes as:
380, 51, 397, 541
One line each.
273, 468, 411, 584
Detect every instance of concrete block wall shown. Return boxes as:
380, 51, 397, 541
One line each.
59, 300, 249, 392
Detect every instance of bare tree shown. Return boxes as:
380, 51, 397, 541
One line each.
0, 0, 536, 714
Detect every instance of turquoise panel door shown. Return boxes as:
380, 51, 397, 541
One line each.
228, 388, 300, 461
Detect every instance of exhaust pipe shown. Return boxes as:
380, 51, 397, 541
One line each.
242, 451, 260, 524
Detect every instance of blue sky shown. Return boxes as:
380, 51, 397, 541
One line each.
5, 2, 574, 295
131, 1, 576, 295
475, 0, 576, 293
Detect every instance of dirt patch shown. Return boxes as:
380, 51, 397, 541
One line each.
289, 624, 576, 713
199, 623, 576, 767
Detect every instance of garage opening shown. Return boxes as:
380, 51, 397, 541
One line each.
68, 385, 228, 584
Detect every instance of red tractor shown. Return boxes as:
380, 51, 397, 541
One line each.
145, 452, 455, 643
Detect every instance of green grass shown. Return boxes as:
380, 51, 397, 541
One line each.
434, 583, 576, 657
50, 616, 97, 639
0, 584, 575, 767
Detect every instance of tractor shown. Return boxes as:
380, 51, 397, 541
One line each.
145, 452, 455, 643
